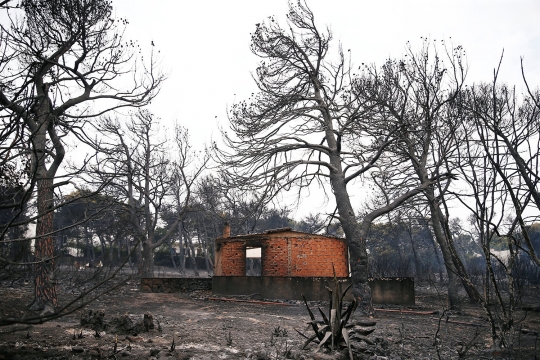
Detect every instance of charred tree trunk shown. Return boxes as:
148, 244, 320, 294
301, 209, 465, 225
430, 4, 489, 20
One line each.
198, 226, 213, 273
183, 230, 199, 277
135, 240, 144, 275
126, 239, 132, 269
30, 177, 58, 311
177, 226, 186, 274
439, 211, 482, 304
427, 188, 482, 308
426, 226, 445, 284
169, 243, 177, 269
408, 229, 422, 279
326, 157, 372, 315
98, 234, 106, 264
141, 239, 154, 278
29, 96, 63, 311
428, 199, 465, 309
84, 225, 95, 263
205, 252, 213, 275
108, 236, 114, 266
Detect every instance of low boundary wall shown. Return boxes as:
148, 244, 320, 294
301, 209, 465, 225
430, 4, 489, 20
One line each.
141, 277, 212, 293
140, 276, 415, 305
212, 276, 353, 301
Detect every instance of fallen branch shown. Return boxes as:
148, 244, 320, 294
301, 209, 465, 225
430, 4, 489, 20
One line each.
207, 297, 295, 306
374, 308, 438, 315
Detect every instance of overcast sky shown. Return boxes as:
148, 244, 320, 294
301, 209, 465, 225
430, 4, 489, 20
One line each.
111, 0, 540, 218
114, 0, 540, 141
2, 1, 536, 218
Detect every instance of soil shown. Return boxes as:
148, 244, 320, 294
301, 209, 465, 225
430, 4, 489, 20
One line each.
0, 272, 539, 359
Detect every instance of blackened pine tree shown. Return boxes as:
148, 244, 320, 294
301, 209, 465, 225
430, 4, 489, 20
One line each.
0, 0, 163, 310
218, 1, 429, 313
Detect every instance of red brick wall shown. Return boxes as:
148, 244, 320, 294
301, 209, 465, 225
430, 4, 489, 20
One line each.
217, 241, 245, 276
215, 232, 349, 277
289, 236, 348, 277
261, 238, 289, 276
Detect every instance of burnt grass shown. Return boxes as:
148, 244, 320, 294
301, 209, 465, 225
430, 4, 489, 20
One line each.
0, 272, 539, 359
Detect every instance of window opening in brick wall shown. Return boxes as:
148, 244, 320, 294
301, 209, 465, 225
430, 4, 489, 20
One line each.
246, 246, 262, 276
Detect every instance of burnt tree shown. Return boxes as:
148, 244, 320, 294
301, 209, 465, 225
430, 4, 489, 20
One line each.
354, 40, 480, 308
85, 111, 208, 277
218, 1, 429, 313
0, 0, 162, 310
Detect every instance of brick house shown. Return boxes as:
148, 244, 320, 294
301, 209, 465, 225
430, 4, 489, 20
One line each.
212, 225, 351, 300
214, 226, 349, 277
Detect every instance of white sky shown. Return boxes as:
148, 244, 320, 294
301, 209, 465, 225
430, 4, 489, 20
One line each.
114, 0, 540, 140
112, 0, 540, 219
2, 1, 538, 220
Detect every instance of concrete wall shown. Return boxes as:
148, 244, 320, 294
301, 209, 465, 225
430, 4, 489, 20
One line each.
140, 276, 415, 305
212, 276, 415, 304
214, 231, 348, 277
212, 276, 352, 301
141, 277, 212, 293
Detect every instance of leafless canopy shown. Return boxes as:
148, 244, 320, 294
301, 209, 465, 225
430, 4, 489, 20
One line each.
218, 1, 393, 205
0, 0, 163, 310
0, 0, 164, 198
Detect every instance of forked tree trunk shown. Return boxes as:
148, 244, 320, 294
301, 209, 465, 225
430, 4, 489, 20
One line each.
30, 177, 58, 311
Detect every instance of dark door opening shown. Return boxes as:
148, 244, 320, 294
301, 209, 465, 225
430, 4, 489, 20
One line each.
246, 246, 261, 276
